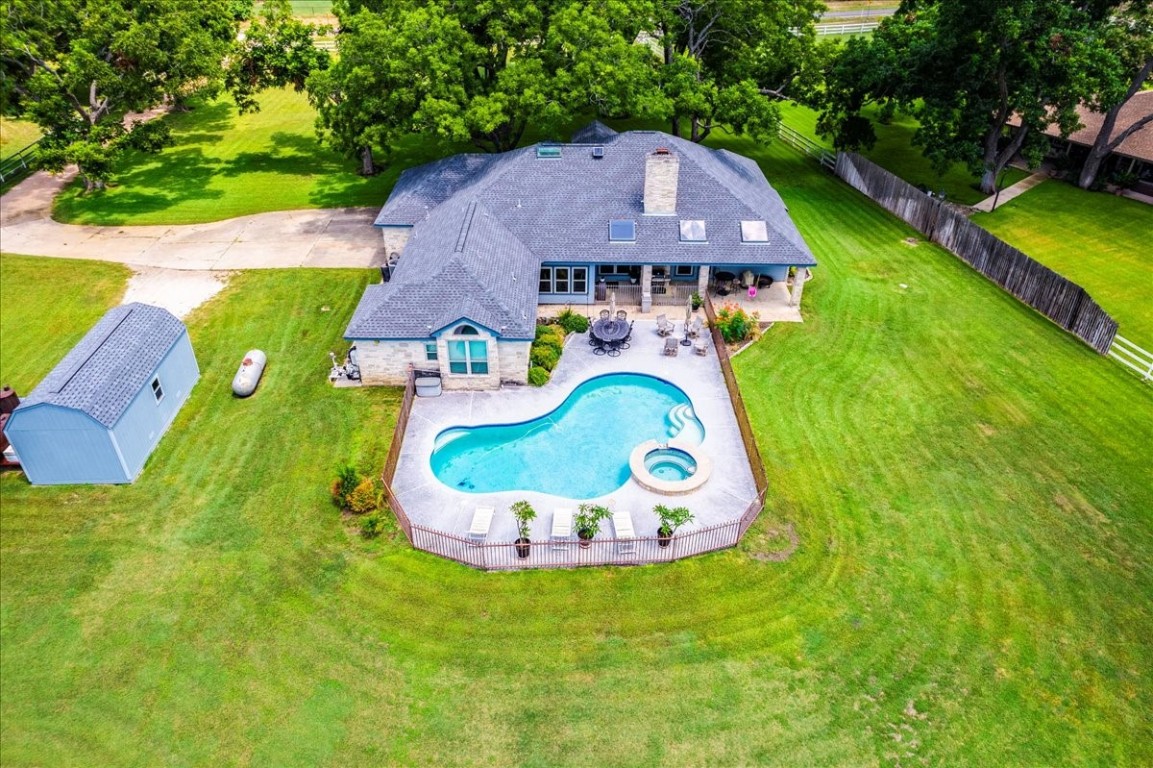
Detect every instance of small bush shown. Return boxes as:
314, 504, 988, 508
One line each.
715, 304, 759, 344
332, 463, 359, 508
555, 307, 590, 334
530, 344, 560, 371
360, 512, 385, 538
535, 324, 566, 348
528, 366, 550, 387
346, 477, 379, 514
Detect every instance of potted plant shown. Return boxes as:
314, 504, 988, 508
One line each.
690, 292, 703, 312
511, 500, 536, 558
574, 503, 610, 549
654, 504, 693, 548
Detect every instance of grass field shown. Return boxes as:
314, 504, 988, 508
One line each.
975, 181, 1153, 345
52, 88, 407, 226
779, 102, 1030, 205
3, 130, 1151, 765
0, 118, 41, 161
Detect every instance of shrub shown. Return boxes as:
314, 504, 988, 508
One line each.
528, 366, 550, 387
555, 307, 590, 334
530, 344, 560, 371
346, 477, 379, 514
714, 304, 759, 344
332, 463, 359, 508
535, 324, 566, 348
360, 512, 385, 538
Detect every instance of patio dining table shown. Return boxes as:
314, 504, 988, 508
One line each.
591, 318, 629, 343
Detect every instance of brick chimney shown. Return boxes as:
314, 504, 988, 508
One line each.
644, 147, 679, 215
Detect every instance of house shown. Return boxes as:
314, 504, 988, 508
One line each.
3, 303, 199, 485
345, 123, 818, 389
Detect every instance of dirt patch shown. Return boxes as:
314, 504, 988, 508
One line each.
122, 267, 230, 318
746, 521, 800, 562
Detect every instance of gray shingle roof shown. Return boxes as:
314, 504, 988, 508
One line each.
351, 125, 817, 341
16, 303, 187, 428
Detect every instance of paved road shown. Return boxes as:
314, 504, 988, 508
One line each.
0, 168, 386, 270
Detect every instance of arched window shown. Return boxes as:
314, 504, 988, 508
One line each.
447, 325, 488, 375
456, 324, 479, 335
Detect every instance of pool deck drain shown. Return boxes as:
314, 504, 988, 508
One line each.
390, 320, 759, 549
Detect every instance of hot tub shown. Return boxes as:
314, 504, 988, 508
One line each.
629, 439, 712, 495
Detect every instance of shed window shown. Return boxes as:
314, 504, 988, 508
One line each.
151, 377, 164, 403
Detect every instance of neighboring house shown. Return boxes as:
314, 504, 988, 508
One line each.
1011, 92, 1153, 183
3, 303, 199, 485
345, 123, 818, 389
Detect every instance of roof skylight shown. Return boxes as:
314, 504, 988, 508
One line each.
741, 220, 769, 242
679, 220, 707, 242
536, 145, 562, 158
609, 219, 636, 242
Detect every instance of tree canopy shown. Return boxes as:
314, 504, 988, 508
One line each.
816, 0, 1133, 193
2, 0, 237, 190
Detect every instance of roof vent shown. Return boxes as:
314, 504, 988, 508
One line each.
592, 146, 605, 159
653, 147, 671, 155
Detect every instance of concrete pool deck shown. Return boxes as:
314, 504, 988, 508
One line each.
390, 319, 759, 546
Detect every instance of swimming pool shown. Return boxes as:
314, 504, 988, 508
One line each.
430, 373, 705, 499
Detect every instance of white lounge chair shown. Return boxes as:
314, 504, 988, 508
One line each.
551, 507, 573, 550
468, 506, 494, 544
663, 337, 679, 357
693, 336, 709, 356
688, 316, 704, 338
612, 509, 637, 555
656, 314, 674, 337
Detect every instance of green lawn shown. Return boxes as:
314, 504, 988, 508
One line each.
52, 88, 411, 226
0, 117, 41, 161
975, 181, 1153, 345
779, 101, 1030, 205
3, 137, 1152, 765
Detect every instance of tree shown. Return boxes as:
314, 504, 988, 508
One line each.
226, 0, 331, 115
817, 1, 1121, 193
1076, 2, 1153, 188
2, 0, 236, 190
651, 0, 824, 143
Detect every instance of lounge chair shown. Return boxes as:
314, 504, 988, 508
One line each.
687, 316, 704, 338
612, 509, 637, 555
551, 507, 573, 550
693, 336, 709, 356
468, 506, 494, 544
656, 314, 673, 337
663, 337, 679, 357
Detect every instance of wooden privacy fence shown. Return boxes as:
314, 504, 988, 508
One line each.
834, 153, 1119, 354
380, 368, 417, 541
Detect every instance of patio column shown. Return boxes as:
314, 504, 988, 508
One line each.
641, 265, 653, 312
789, 267, 809, 307
697, 265, 710, 297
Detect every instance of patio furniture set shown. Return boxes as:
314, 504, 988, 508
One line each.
589, 309, 634, 357
713, 270, 774, 299
657, 314, 708, 357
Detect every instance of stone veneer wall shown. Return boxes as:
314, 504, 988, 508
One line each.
380, 226, 411, 260
353, 334, 531, 390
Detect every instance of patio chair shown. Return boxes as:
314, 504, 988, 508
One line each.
693, 336, 709, 356
688, 316, 704, 338
615, 310, 628, 321
592, 336, 607, 356
599, 309, 611, 320
612, 509, 637, 555
757, 274, 773, 289
607, 339, 622, 358
468, 506, 495, 544
620, 321, 634, 349
656, 314, 674, 337
551, 507, 573, 550
663, 337, 679, 357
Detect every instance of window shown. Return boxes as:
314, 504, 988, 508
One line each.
151, 377, 164, 403
456, 324, 479, 335
741, 220, 769, 242
425, 343, 438, 361
448, 339, 489, 375
679, 220, 707, 242
609, 219, 636, 242
674, 265, 695, 277
539, 266, 588, 294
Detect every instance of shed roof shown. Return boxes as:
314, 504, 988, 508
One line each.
16, 303, 187, 428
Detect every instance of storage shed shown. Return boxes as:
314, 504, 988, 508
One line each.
2, 303, 199, 485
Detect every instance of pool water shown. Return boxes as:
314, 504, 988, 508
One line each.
644, 448, 698, 481
430, 373, 705, 499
